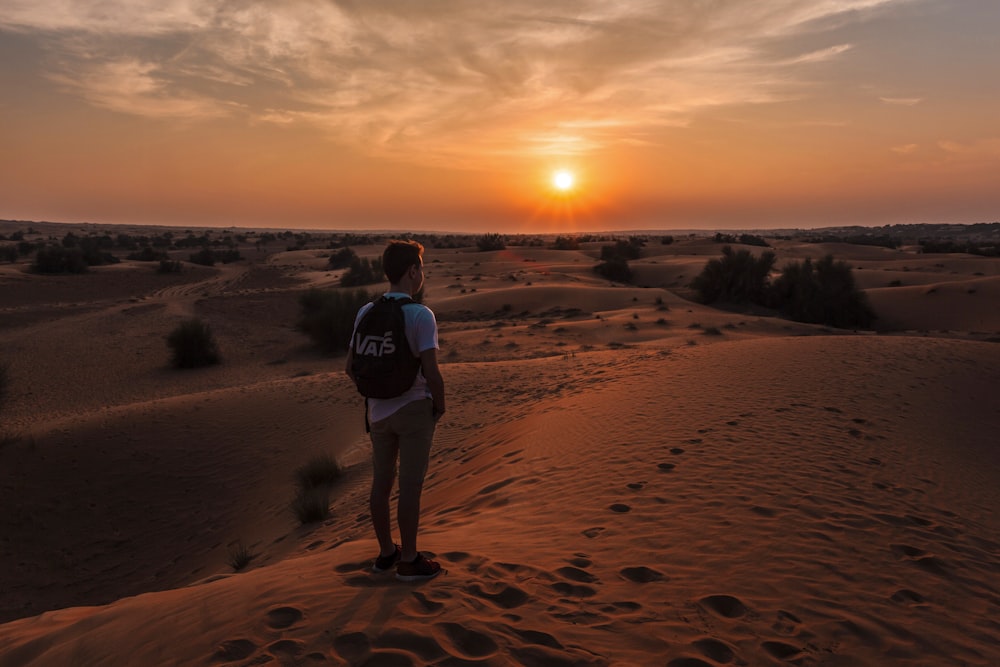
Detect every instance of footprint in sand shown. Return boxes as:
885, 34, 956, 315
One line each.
699, 594, 748, 619
405, 591, 445, 616
627, 481, 646, 490
657, 462, 676, 472
434, 622, 499, 659
582, 527, 605, 538
265, 606, 302, 629
761, 640, 804, 661
333, 631, 371, 663
692, 637, 736, 663
609, 503, 632, 513
556, 566, 598, 583
267, 639, 304, 658
620, 566, 666, 583
772, 610, 802, 635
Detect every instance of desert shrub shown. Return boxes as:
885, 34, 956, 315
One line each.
188, 248, 216, 266
476, 233, 506, 252
128, 246, 168, 262
227, 541, 255, 571
189, 248, 241, 266
295, 455, 342, 488
594, 256, 633, 283
691, 246, 776, 304
660, 236, 675, 245
771, 255, 875, 329
157, 259, 183, 274
552, 236, 580, 250
0, 245, 17, 263
328, 247, 357, 269
340, 257, 383, 287
166, 318, 221, 368
297, 288, 372, 354
32, 245, 89, 273
292, 486, 331, 524
600, 238, 643, 261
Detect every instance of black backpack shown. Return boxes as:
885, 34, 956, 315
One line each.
350, 296, 422, 399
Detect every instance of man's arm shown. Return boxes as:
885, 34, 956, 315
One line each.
420, 347, 446, 420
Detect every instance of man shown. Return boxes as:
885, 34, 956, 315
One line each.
346, 240, 445, 581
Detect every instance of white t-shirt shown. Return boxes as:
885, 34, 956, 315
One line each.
352, 292, 439, 422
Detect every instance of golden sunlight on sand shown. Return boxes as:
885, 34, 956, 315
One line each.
1, 221, 998, 666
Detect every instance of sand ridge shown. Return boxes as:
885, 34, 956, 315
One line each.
2, 224, 999, 665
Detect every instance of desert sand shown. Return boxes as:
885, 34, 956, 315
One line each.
1, 222, 998, 666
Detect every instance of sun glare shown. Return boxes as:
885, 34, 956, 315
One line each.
552, 169, 575, 192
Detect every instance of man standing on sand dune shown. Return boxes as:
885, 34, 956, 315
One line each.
346, 240, 446, 581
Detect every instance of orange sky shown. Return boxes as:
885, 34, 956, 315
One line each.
1, 1, 998, 232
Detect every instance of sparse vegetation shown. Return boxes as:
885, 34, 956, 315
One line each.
166, 319, 221, 368
476, 233, 506, 252
692, 246, 875, 329
297, 288, 372, 354
328, 247, 357, 269
157, 259, 183, 274
227, 541, 255, 571
340, 257, 383, 287
771, 256, 875, 329
31, 245, 90, 273
291, 455, 341, 525
691, 246, 776, 304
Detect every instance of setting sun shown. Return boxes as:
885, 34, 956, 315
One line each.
552, 169, 575, 193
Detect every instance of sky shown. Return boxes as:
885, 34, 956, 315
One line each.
1, 1, 998, 233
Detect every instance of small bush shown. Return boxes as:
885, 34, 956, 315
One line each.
328, 247, 357, 270
227, 541, 255, 571
594, 256, 632, 283
476, 233, 506, 252
340, 257, 383, 287
167, 319, 221, 368
691, 246, 776, 304
32, 245, 89, 273
552, 236, 580, 250
157, 259, 183, 274
771, 255, 875, 329
128, 247, 169, 262
292, 486, 331, 524
295, 455, 341, 488
297, 288, 372, 354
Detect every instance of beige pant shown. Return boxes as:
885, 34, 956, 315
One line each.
369, 398, 435, 495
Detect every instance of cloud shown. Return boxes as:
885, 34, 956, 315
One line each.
891, 143, 919, 154
2, 0, 917, 164
880, 96, 923, 106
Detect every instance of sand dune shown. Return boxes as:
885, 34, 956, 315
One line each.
1, 226, 999, 665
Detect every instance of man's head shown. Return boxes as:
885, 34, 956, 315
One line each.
383, 240, 425, 289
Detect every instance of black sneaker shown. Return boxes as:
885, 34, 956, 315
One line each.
395, 553, 442, 582
372, 545, 401, 573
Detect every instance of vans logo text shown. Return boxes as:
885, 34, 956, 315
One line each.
356, 331, 396, 356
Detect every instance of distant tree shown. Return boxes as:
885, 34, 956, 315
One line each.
476, 233, 506, 252
157, 259, 183, 274
32, 245, 89, 273
328, 247, 357, 270
552, 236, 580, 250
340, 257, 383, 287
691, 246, 776, 304
594, 255, 633, 283
771, 255, 875, 329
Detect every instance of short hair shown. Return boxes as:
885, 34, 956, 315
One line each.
383, 240, 424, 284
